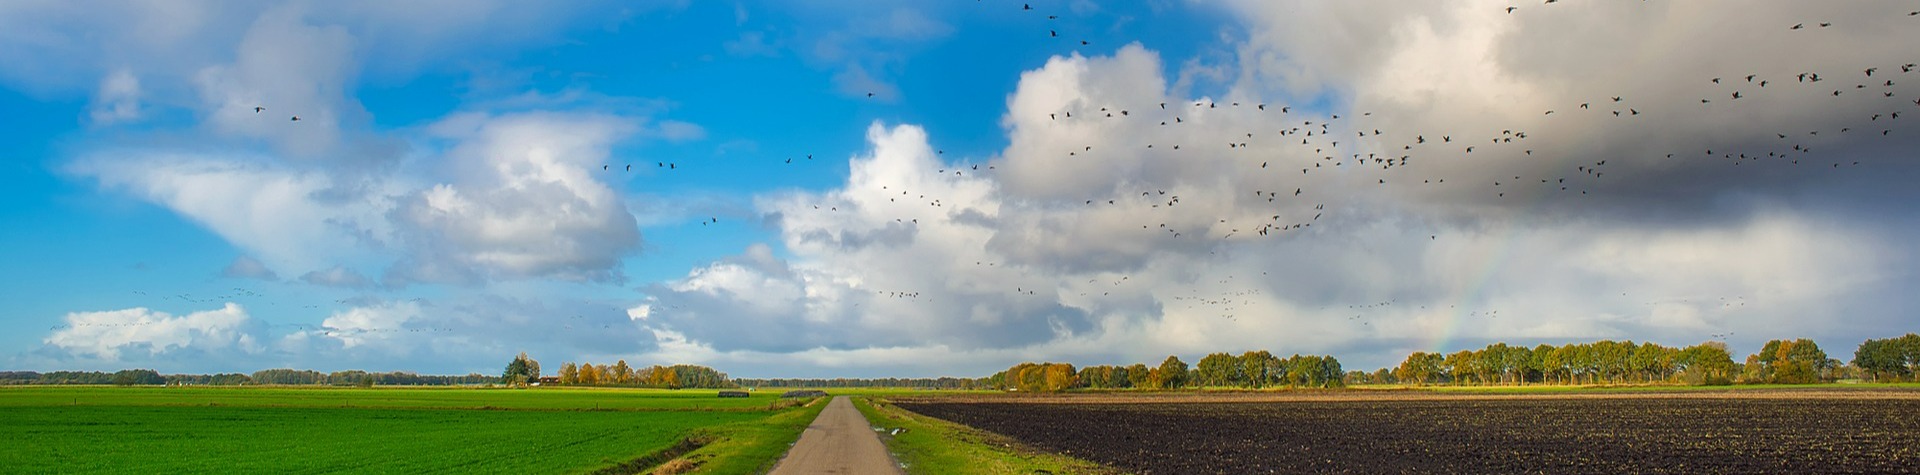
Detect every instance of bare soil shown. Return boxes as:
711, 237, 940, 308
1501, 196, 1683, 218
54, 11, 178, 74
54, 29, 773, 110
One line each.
896, 390, 1920, 474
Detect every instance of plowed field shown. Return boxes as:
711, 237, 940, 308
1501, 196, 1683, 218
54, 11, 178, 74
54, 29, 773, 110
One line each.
898, 393, 1920, 474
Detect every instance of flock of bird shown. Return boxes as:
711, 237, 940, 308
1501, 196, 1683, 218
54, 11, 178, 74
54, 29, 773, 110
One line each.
765, 3, 1918, 330
167, 2, 1918, 341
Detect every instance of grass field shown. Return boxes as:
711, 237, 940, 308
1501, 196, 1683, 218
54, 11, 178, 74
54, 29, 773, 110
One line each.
0, 386, 803, 411
0, 386, 822, 474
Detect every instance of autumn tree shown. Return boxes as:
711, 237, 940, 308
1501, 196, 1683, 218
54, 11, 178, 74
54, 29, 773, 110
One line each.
647, 365, 680, 389
578, 363, 598, 385
611, 360, 634, 385
1151, 355, 1189, 389
1749, 338, 1830, 384
558, 362, 579, 384
1195, 353, 1243, 388
1042, 363, 1078, 392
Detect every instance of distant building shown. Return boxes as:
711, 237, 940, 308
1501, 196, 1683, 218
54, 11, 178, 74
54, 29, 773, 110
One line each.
537, 376, 560, 385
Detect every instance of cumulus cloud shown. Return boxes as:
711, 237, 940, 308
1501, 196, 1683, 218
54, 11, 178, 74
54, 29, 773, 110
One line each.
25, 295, 657, 373
19, 1, 1920, 377
42, 303, 266, 362
386, 112, 643, 284
1210, 0, 1920, 217
637, 13, 1919, 375
640, 124, 1095, 356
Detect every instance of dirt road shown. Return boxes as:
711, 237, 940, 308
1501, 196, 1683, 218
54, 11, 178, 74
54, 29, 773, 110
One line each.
768, 396, 903, 475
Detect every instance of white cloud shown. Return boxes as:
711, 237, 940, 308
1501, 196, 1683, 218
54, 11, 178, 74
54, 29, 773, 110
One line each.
19, 1, 1920, 378
388, 112, 643, 284
313, 300, 421, 349
192, 4, 360, 157
43, 303, 265, 361
71, 153, 389, 273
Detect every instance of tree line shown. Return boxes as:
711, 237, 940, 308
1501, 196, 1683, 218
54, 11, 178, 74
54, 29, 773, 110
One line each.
733, 377, 989, 390
989, 352, 1346, 392
980, 333, 1916, 392
1371, 341, 1740, 386
1359, 334, 1918, 387
553, 361, 733, 389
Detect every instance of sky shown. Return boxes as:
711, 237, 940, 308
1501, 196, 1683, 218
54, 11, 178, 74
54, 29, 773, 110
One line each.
2, 0, 1917, 379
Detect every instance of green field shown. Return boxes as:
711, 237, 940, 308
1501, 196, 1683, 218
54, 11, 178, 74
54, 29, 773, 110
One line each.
0, 386, 801, 411
0, 386, 823, 474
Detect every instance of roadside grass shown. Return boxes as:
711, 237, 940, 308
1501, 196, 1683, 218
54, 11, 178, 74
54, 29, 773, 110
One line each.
852, 396, 1116, 475
0, 386, 826, 474
676, 396, 828, 474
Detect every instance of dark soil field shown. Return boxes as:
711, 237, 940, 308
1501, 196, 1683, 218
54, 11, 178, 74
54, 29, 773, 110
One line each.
897, 392, 1920, 474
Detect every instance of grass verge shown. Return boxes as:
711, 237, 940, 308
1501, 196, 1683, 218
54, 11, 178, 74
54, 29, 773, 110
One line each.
675, 396, 829, 474
852, 396, 1116, 475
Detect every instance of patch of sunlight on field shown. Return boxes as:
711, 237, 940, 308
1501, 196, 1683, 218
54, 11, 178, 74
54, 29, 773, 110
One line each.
0, 387, 819, 474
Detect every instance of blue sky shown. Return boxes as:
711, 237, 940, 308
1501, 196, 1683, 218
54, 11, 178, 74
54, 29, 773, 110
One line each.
4, 1, 1917, 378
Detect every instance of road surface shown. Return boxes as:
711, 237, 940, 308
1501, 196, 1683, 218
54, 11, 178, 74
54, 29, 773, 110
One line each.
768, 396, 904, 475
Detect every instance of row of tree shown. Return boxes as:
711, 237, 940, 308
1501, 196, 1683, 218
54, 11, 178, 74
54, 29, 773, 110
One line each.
1, 370, 164, 385
989, 353, 1346, 392
554, 361, 733, 389
733, 377, 988, 390
1360, 337, 1903, 387
244, 369, 495, 386
981, 334, 1916, 392
1377, 341, 1740, 386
